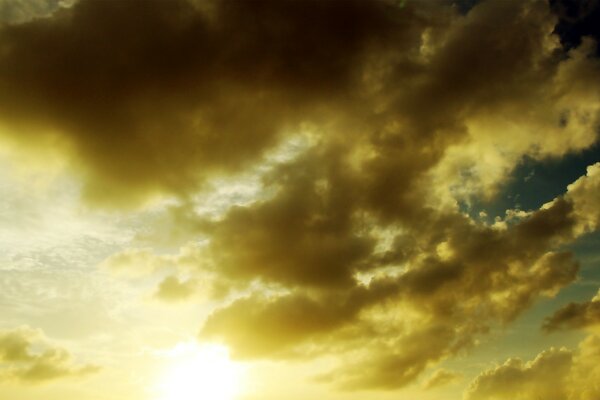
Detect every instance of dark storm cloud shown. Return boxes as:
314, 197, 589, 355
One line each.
202, 146, 375, 289
0, 0, 423, 205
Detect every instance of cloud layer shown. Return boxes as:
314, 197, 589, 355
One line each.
1, 0, 599, 393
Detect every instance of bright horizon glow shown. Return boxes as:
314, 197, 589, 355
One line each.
157, 342, 243, 400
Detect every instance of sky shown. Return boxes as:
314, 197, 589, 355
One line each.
0, 0, 599, 399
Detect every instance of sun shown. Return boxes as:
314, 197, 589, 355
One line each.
157, 342, 243, 400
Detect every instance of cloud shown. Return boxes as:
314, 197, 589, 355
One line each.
154, 275, 197, 302
0, 0, 70, 25
3, 0, 600, 393
573, 334, 600, 400
189, 20, 598, 382
100, 244, 214, 301
100, 248, 164, 277
198, 165, 600, 390
201, 278, 400, 358
0, 0, 424, 206
544, 289, 600, 331
306, 162, 600, 389
465, 332, 600, 400
422, 369, 462, 390
194, 203, 581, 390
465, 347, 573, 400
0, 326, 99, 383
2, 0, 595, 208
202, 147, 376, 289
566, 163, 600, 235
317, 325, 459, 391
202, 293, 352, 358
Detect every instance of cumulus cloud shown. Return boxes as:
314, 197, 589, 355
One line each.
0, 327, 99, 383
199, 162, 600, 389
466, 333, 600, 400
200, 184, 583, 387
465, 347, 573, 400
566, 163, 600, 235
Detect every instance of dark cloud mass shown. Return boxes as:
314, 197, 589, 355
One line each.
544, 290, 600, 331
202, 147, 376, 289
2, 0, 600, 393
0, 0, 421, 205
200, 174, 588, 387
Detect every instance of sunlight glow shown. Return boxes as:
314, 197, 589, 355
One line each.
157, 342, 243, 400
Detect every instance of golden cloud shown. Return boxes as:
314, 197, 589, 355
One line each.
422, 368, 462, 390
154, 275, 197, 302
198, 160, 600, 388
544, 289, 600, 332
465, 347, 573, 400
0, 327, 99, 383
466, 332, 600, 400
2, 0, 600, 392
